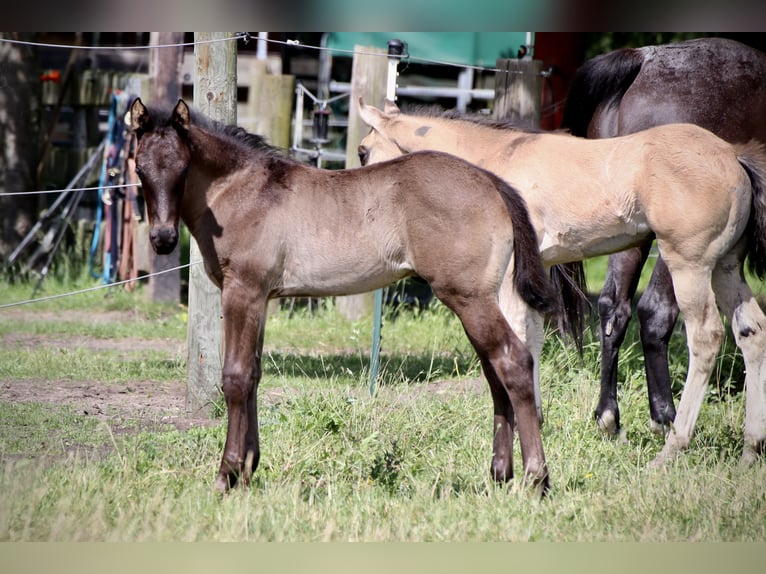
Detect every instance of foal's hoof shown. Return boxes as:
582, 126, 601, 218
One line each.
214, 474, 231, 494
530, 473, 550, 498
741, 441, 765, 466
213, 470, 244, 494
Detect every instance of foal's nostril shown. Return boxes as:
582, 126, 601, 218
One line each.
150, 226, 178, 251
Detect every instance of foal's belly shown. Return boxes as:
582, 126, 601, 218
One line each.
539, 226, 653, 265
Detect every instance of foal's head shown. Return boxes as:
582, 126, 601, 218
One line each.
129, 98, 191, 254
357, 97, 410, 166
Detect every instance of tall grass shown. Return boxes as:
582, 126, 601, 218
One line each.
1, 273, 764, 541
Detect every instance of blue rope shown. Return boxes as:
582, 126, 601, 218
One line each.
89, 94, 125, 282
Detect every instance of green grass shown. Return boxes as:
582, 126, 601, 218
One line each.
1, 273, 764, 541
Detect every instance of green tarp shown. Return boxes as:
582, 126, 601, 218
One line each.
327, 32, 533, 67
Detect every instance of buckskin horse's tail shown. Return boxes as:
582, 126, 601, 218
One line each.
550, 263, 589, 354
737, 140, 766, 279
491, 175, 559, 317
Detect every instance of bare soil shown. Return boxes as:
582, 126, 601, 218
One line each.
0, 309, 213, 433
1, 308, 486, 448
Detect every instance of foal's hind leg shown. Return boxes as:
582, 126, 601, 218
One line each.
443, 292, 548, 491
636, 256, 679, 433
596, 245, 650, 434
498, 263, 545, 425
650, 266, 724, 467
711, 257, 766, 463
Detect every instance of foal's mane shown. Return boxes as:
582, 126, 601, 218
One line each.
403, 104, 550, 134
193, 110, 291, 161
143, 101, 291, 161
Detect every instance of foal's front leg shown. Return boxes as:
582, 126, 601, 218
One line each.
214, 288, 268, 493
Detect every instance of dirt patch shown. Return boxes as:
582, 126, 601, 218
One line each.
0, 376, 210, 432
1, 307, 208, 434
1, 307, 486, 454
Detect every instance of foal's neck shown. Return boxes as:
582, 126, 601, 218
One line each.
404, 117, 494, 161
181, 127, 252, 230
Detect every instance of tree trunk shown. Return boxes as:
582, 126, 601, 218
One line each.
0, 33, 41, 262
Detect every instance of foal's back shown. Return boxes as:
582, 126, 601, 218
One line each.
268, 151, 525, 297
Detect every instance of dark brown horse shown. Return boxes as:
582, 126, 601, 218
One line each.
129, 98, 558, 494
561, 37, 766, 435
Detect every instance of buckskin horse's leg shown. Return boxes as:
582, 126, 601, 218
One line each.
711, 253, 766, 464
636, 256, 678, 433
650, 265, 724, 467
596, 244, 650, 434
214, 286, 267, 493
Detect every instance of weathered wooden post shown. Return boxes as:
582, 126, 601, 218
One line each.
493, 58, 542, 127
186, 32, 237, 416
336, 45, 388, 322
146, 32, 183, 303
244, 60, 295, 150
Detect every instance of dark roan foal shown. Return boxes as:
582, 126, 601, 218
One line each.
129, 98, 558, 494
561, 37, 766, 435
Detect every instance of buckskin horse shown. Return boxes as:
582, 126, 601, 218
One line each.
560, 36, 766, 435
357, 97, 766, 467
129, 98, 559, 494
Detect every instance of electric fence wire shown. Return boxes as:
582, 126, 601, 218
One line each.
0, 260, 202, 310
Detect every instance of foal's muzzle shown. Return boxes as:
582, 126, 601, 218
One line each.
149, 225, 179, 255
358, 145, 370, 166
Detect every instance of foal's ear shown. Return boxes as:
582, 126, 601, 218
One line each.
357, 97, 387, 131
171, 99, 192, 132
128, 98, 150, 136
383, 98, 400, 115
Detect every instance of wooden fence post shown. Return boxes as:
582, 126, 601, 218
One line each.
186, 32, 237, 416
493, 59, 542, 127
244, 60, 295, 150
336, 45, 388, 321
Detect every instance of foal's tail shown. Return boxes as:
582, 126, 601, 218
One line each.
493, 176, 559, 317
736, 140, 766, 279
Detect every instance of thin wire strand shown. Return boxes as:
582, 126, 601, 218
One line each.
0, 33, 245, 51
3, 183, 139, 197
248, 33, 517, 75
1, 32, 534, 76
0, 261, 201, 310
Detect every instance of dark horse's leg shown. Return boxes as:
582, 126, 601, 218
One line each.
596, 243, 651, 434
215, 286, 267, 493
636, 256, 678, 432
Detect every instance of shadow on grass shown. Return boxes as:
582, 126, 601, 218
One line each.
263, 349, 477, 386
